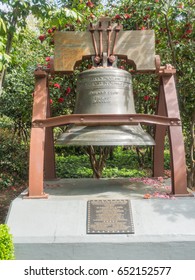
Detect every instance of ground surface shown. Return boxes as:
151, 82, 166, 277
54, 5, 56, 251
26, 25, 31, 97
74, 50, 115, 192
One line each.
0, 185, 26, 224
1, 170, 192, 225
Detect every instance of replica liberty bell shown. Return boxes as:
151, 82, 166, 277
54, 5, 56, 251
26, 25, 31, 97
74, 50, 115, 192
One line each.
57, 66, 155, 146
27, 17, 190, 197
57, 21, 155, 146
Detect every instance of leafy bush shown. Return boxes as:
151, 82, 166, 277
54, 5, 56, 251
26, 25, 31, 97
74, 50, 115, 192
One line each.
102, 167, 146, 178
0, 224, 15, 260
56, 154, 92, 178
56, 147, 148, 178
0, 125, 29, 189
164, 150, 171, 170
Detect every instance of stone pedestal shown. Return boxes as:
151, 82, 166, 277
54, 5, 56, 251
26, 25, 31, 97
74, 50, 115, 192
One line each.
6, 178, 195, 259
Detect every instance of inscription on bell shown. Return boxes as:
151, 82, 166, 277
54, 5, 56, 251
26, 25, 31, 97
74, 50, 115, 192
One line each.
89, 90, 119, 96
74, 68, 135, 114
93, 81, 127, 87
92, 96, 111, 104
78, 74, 132, 89
85, 76, 130, 82
78, 81, 131, 88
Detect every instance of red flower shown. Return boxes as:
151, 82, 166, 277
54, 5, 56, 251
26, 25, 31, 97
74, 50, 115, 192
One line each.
119, 65, 125, 70
52, 26, 57, 31
143, 15, 150, 21
48, 29, 53, 34
186, 29, 192, 34
124, 14, 131, 19
45, 57, 50, 62
58, 97, 64, 103
38, 34, 46, 42
54, 83, 61, 89
181, 34, 187, 39
129, 69, 135, 73
114, 14, 122, 20
141, 26, 147, 30
66, 87, 71, 95
186, 23, 192, 28
50, 99, 53, 104
144, 95, 150, 101
86, 1, 94, 8
177, 3, 184, 9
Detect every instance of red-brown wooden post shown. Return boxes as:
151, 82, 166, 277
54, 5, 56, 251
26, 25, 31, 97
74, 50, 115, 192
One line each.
153, 82, 167, 177
162, 74, 189, 195
27, 69, 49, 198
44, 85, 56, 180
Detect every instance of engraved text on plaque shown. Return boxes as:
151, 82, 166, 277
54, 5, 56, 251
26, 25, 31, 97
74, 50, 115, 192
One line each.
87, 200, 134, 234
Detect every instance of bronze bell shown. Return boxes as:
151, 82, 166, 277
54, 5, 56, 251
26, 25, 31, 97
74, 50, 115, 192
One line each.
57, 67, 155, 146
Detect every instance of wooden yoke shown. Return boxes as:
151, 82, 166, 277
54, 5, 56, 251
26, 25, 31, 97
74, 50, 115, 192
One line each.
27, 69, 50, 198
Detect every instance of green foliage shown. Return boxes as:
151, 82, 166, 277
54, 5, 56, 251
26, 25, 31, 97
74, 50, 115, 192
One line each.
0, 0, 55, 74
0, 123, 29, 189
0, 18, 10, 71
164, 150, 171, 170
103, 167, 146, 178
0, 68, 33, 135
0, 28, 51, 137
56, 154, 92, 178
0, 18, 6, 34
56, 147, 147, 178
0, 224, 14, 260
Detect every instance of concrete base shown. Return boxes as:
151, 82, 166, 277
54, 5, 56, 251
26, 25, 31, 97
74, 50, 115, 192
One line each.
6, 178, 195, 260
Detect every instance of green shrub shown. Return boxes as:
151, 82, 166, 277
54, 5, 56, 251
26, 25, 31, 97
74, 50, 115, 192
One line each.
0, 125, 29, 189
56, 154, 92, 178
164, 150, 171, 170
56, 149, 148, 179
102, 167, 146, 178
0, 224, 15, 260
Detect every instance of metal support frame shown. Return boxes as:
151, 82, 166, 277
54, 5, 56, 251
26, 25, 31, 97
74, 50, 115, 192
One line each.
26, 26, 191, 198
33, 114, 181, 128
153, 83, 167, 177
153, 70, 189, 195
27, 68, 191, 198
44, 78, 56, 180
27, 71, 190, 198
27, 70, 55, 198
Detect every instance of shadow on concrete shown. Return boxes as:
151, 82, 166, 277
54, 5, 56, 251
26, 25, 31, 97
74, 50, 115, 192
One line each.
44, 178, 170, 199
43, 178, 195, 223
149, 198, 195, 222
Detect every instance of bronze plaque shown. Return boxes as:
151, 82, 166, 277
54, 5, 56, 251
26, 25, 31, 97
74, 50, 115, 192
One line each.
87, 200, 134, 234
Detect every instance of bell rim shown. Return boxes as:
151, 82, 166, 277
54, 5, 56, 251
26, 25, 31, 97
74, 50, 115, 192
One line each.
56, 125, 155, 146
